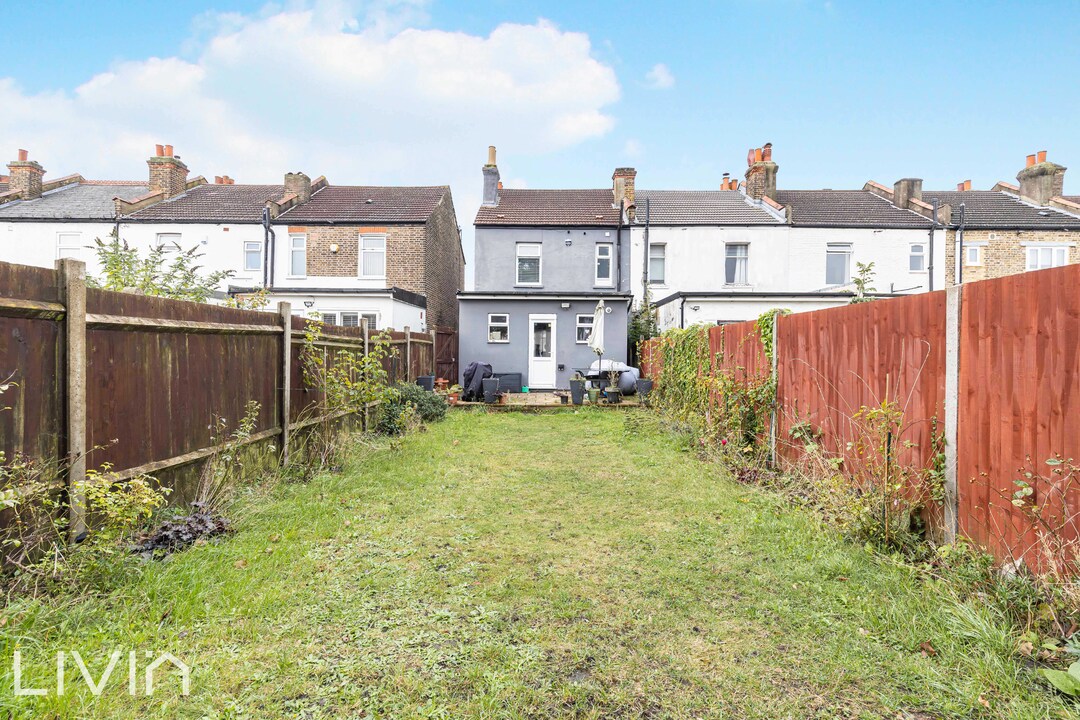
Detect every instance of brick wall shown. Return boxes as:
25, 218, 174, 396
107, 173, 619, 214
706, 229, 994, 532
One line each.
423, 191, 464, 329
148, 158, 188, 199
944, 228, 1078, 285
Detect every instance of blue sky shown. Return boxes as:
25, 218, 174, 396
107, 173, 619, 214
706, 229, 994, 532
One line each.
3, 1, 1079, 280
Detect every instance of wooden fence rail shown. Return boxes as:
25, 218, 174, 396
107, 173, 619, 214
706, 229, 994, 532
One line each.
0, 259, 448, 534
641, 264, 1080, 568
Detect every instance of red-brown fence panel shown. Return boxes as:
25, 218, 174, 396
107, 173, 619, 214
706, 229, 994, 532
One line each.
958, 263, 1080, 568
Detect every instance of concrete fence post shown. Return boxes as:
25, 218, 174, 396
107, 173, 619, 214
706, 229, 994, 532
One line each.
769, 312, 780, 467
404, 325, 412, 382
56, 258, 87, 542
362, 323, 370, 432
430, 329, 437, 377
278, 302, 292, 467
943, 285, 962, 543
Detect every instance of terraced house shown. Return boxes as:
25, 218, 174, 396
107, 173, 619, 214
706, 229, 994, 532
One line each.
0, 146, 464, 330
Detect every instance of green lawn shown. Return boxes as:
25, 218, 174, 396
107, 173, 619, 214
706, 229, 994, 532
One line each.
1, 410, 1072, 718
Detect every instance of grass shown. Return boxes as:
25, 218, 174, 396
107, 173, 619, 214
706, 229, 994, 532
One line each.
1, 410, 1075, 718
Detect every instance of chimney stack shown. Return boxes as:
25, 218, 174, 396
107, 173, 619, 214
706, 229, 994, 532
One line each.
1016, 150, 1066, 206
893, 178, 923, 209
284, 172, 312, 203
7, 149, 45, 200
744, 142, 778, 201
147, 144, 189, 199
612, 167, 636, 208
482, 145, 500, 207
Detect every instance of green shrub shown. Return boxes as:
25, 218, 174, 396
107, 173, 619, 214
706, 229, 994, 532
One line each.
377, 383, 448, 435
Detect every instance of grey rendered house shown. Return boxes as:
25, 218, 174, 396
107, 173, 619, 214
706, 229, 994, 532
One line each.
458, 148, 633, 389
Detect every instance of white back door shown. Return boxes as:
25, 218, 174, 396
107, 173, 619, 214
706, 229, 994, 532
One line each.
527, 314, 556, 389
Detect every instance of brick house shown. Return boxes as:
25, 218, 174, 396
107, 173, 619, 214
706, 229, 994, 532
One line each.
865, 152, 1080, 285
0, 146, 464, 331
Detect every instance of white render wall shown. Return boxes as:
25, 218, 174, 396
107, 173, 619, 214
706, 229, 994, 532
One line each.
0, 221, 119, 273
266, 292, 426, 332
629, 224, 947, 309
657, 295, 856, 331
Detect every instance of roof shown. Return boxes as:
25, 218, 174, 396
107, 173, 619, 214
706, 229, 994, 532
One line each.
128, 184, 284, 223
922, 191, 1080, 229
0, 182, 148, 220
278, 186, 448, 224
633, 190, 780, 225
776, 190, 932, 228
1060, 195, 1080, 206
474, 189, 621, 227
127, 183, 448, 224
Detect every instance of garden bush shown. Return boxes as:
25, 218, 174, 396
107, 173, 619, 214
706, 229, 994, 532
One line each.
377, 382, 448, 435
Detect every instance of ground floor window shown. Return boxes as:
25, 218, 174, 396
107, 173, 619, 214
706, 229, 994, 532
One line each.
320, 311, 377, 329
965, 245, 982, 266
576, 314, 594, 343
1026, 245, 1069, 271
488, 313, 509, 343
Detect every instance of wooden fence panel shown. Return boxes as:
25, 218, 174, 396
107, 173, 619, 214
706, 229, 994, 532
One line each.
709, 321, 769, 381
776, 293, 947, 482
958, 263, 1080, 567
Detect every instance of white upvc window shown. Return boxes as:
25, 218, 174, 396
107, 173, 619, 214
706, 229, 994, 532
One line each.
594, 243, 613, 286
155, 232, 181, 250
243, 240, 262, 272
516, 243, 542, 285
488, 313, 510, 343
576, 314, 594, 343
360, 312, 379, 330
909, 242, 926, 272
725, 243, 749, 285
648, 243, 666, 285
825, 243, 852, 285
1026, 245, 1069, 271
56, 232, 85, 260
321, 312, 338, 325
359, 235, 386, 278
340, 312, 360, 328
289, 234, 307, 277
965, 245, 983, 266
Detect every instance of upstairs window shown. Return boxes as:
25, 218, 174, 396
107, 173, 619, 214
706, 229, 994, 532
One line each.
155, 232, 181, 251
488, 313, 510, 343
1026, 245, 1068, 271
595, 243, 613, 286
909, 243, 926, 272
965, 246, 982, 266
649, 244, 666, 285
725, 243, 749, 285
56, 232, 85, 260
576, 314, 594, 343
289, 234, 307, 277
516, 243, 542, 285
244, 241, 262, 272
360, 235, 386, 278
825, 243, 852, 285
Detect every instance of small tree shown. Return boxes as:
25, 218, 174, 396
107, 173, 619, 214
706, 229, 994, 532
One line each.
849, 261, 877, 304
90, 230, 233, 303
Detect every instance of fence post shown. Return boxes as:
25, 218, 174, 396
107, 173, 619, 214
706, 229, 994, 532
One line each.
769, 313, 780, 466
404, 325, 411, 382
362, 323, 370, 432
430, 328, 437, 377
278, 302, 292, 467
57, 258, 87, 542
943, 285, 962, 543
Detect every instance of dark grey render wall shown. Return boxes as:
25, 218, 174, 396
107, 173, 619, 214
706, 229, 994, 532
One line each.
473, 226, 631, 293
459, 297, 630, 388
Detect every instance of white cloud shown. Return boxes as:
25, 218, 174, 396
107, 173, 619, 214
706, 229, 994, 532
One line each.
0, 2, 622, 286
623, 138, 642, 157
644, 63, 674, 89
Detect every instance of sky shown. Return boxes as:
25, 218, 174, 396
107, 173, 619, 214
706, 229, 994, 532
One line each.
3, 0, 1079, 286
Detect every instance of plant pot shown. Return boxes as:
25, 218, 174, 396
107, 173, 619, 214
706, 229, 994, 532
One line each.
497, 392, 509, 406
569, 379, 586, 405
435, 378, 450, 392
558, 393, 569, 405
482, 377, 500, 403
587, 388, 601, 404
448, 393, 459, 405
416, 375, 435, 392
636, 378, 654, 402
603, 388, 622, 404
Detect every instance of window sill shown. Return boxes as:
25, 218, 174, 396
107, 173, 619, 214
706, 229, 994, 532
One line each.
514, 284, 543, 289
285, 276, 307, 280
358, 275, 387, 281
487, 340, 510, 344
722, 283, 753, 290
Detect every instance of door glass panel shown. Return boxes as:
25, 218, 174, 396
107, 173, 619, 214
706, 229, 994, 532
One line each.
532, 322, 552, 358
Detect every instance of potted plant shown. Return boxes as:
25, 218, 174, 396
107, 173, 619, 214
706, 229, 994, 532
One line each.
569, 372, 586, 405
435, 377, 450, 392
482, 377, 500, 403
603, 370, 622, 404
447, 384, 462, 405
497, 391, 510, 406
587, 387, 601, 404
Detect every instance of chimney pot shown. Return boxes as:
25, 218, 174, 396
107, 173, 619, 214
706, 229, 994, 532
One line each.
487, 145, 497, 166
1026, 154, 1037, 167
155, 144, 164, 157
164, 144, 173, 157
964, 179, 972, 191
17, 149, 28, 162
754, 147, 763, 163
1037, 150, 1047, 164
957, 182, 965, 191
762, 143, 773, 162
215, 176, 223, 184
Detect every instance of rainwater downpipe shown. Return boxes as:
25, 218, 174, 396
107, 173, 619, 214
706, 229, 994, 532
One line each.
928, 199, 938, 292
955, 203, 966, 286
262, 206, 276, 290
642, 198, 651, 301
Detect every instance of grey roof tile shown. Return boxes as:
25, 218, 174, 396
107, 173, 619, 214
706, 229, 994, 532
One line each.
923, 190, 1080, 229
634, 190, 780, 225
474, 189, 620, 226
278, 186, 448, 224
776, 190, 932, 228
0, 182, 148, 220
